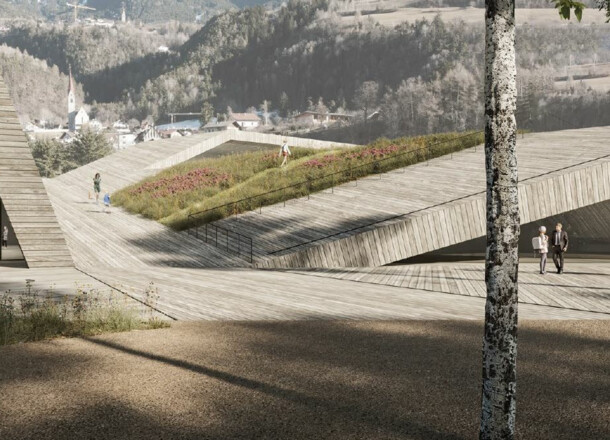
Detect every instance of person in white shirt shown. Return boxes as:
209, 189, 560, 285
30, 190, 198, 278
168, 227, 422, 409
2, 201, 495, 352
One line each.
279, 140, 291, 167
537, 226, 549, 274
2, 225, 8, 248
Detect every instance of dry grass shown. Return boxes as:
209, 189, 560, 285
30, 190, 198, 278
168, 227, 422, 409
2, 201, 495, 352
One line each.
0, 281, 169, 345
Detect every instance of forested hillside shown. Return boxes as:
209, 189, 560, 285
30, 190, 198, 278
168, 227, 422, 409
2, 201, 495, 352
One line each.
121, 1, 609, 127
0, 44, 84, 124
0, 0, 274, 22
2, 0, 610, 137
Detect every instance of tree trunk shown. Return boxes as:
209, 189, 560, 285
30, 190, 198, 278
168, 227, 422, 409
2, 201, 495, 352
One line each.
480, 0, 520, 439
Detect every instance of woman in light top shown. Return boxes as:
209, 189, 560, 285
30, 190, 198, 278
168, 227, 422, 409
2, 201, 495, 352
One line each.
538, 226, 549, 274
279, 140, 291, 167
93, 173, 102, 204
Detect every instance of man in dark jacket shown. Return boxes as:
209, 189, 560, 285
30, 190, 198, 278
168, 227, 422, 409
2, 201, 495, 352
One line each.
550, 223, 569, 274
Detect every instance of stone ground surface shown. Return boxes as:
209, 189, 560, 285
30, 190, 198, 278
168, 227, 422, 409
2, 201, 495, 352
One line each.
1, 320, 608, 440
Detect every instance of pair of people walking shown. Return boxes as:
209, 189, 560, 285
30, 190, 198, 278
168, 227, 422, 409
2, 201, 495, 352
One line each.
534, 223, 569, 274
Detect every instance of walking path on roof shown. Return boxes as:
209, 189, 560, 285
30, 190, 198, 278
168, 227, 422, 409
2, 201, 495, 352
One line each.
43, 127, 610, 270
16, 127, 604, 320
43, 131, 353, 269
232, 127, 610, 267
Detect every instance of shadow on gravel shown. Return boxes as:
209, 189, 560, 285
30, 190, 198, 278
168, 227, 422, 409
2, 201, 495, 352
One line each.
0, 320, 608, 439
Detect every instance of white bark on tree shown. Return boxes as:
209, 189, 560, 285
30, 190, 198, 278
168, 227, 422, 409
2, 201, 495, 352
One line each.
480, 0, 520, 438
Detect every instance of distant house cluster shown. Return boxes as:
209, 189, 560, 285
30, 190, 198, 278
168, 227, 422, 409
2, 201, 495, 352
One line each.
293, 111, 353, 127
202, 113, 262, 133
23, 68, 204, 150
24, 70, 361, 149
201, 109, 355, 134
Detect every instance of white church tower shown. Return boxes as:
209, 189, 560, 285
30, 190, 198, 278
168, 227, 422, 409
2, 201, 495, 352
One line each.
67, 66, 89, 132
67, 66, 76, 116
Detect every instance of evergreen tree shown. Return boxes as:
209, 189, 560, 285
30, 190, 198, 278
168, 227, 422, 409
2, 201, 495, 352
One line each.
200, 101, 214, 125
30, 139, 67, 178
65, 129, 114, 169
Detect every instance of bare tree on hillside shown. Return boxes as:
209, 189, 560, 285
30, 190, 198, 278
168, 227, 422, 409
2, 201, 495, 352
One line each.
354, 80, 379, 141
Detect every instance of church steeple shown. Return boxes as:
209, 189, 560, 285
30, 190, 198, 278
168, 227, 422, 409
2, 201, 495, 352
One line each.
67, 65, 76, 115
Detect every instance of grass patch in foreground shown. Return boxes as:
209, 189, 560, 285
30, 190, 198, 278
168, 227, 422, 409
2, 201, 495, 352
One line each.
114, 131, 484, 230
0, 281, 169, 345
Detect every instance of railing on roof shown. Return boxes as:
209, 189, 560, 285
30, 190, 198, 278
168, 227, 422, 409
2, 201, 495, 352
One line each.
186, 130, 485, 262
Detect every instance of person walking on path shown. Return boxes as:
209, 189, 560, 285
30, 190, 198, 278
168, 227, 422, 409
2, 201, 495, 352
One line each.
537, 226, 549, 274
93, 173, 102, 204
279, 140, 291, 167
102, 192, 111, 213
550, 222, 569, 274
2, 226, 8, 248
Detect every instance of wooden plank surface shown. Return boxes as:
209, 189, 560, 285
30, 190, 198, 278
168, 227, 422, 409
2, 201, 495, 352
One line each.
0, 77, 73, 269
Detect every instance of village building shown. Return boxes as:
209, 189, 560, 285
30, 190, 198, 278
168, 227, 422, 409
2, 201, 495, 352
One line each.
113, 132, 137, 150
113, 120, 130, 132
136, 124, 161, 143
229, 113, 261, 130
203, 121, 240, 133
67, 68, 90, 132
159, 129, 183, 139
294, 111, 353, 126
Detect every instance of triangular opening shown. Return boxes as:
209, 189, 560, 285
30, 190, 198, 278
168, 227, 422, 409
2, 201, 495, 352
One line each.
1, 198, 27, 267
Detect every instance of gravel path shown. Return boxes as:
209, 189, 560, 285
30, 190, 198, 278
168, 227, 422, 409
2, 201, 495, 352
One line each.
1, 320, 608, 439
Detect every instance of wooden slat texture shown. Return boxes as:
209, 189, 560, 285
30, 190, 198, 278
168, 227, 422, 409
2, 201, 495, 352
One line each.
41, 124, 356, 271
248, 128, 610, 268
286, 261, 610, 316
0, 77, 73, 268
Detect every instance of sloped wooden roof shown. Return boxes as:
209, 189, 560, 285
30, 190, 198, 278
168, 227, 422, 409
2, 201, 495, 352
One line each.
0, 76, 73, 267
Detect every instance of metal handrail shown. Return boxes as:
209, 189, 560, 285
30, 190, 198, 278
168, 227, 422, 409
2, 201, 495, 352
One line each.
188, 222, 253, 263
186, 130, 484, 225
185, 130, 485, 262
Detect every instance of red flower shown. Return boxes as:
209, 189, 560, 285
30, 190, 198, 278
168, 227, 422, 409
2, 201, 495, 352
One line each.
128, 168, 230, 199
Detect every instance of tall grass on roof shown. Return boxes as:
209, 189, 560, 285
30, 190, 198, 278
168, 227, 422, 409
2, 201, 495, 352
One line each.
113, 131, 484, 231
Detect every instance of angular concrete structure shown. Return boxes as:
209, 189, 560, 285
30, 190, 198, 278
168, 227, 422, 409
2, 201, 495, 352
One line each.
0, 77, 73, 268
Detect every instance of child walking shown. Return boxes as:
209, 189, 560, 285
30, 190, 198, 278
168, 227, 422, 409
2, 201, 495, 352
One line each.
103, 192, 111, 213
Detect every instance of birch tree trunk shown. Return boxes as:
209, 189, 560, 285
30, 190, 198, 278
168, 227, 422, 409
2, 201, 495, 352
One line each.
480, 0, 520, 438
